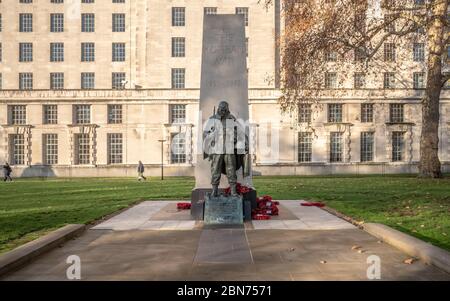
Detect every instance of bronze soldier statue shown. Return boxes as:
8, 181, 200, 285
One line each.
203, 101, 249, 197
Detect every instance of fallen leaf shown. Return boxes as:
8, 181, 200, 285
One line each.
403, 258, 416, 264
351, 245, 361, 250
420, 224, 425, 228
320, 260, 327, 264
377, 240, 383, 244
358, 249, 365, 254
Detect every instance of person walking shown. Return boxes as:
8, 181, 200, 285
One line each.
137, 161, 146, 181
3, 162, 12, 182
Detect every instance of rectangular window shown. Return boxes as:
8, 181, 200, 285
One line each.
384, 72, 395, 89
108, 133, 123, 164
81, 42, 95, 62
413, 72, 425, 89
171, 68, 185, 89
81, 13, 95, 32
413, 43, 425, 62
172, 7, 185, 26
328, 104, 342, 123
204, 7, 217, 15
170, 104, 186, 123
325, 51, 337, 62
384, 14, 395, 33
112, 13, 125, 32
19, 13, 33, 32
171, 133, 186, 163
384, 43, 396, 62
112, 43, 125, 62
108, 104, 122, 124
354, 48, 366, 62
43, 134, 58, 165
172, 37, 185, 57
74, 104, 91, 124
390, 104, 404, 123
9, 105, 26, 125
298, 104, 311, 123
360, 132, 374, 162
361, 103, 374, 123
50, 13, 64, 32
235, 7, 249, 26
325, 72, 337, 89
298, 132, 312, 162
50, 73, 64, 90
75, 134, 90, 165
19, 73, 33, 90
354, 73, 365, 89
330, 132, 343, 163
50, 42, 64, 62
19, 43, 33, 62
43, 105, 58, 124
392, 131, 404, 162
9, 134, 25, 165
81, 72, 95, 89
112, 72, 125, 89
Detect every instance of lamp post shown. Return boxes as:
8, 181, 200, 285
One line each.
157, 139, 166, 180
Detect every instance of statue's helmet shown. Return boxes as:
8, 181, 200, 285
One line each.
217, 101, 230, 116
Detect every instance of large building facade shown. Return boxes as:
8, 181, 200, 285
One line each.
0, 0, 449, 177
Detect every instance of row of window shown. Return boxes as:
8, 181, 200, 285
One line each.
6, 104, 187, 125
324, 72, 427, 89
298, 103, 405, 123
298, 131, 406, 163
8, 131, 186, 166
0, 69, 185, 90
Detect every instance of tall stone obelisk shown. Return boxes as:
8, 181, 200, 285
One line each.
191, 14, 252, 210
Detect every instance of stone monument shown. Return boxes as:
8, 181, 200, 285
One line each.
191, 14, 253, 223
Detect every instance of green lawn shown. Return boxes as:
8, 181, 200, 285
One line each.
0, 175, 449, 253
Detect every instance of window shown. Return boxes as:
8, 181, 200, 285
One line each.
74, 105, 91, 124
413, 72, 425, 89
361, 104, 373, 123
171, 133, 186, 163
108, 104, 122, 124
171, 68, 185, 89
43, 105, 58, 124
204, 7, 217, 15
172, 7, 185, 26
112, 0, 125, 3
19, 43, 33, 62
325, 72, 337, 89
298, 104, 311, 123
112, 43, 125, 61
112, 72, 125, 89
360, 132, 374, 162
172, 37, 185, 57
413, 43, 425, 62
0, 73, 2, 90
19, 73, 33, 90
235, 7, 249, 26
75, 134, 90, 165
108, 133, 123, 164
328, 104, 342, 123
9, 105, 26, 125
354, 73, 365, 89
50, 13, 64, 32
390, 104, 404, 123
81, 72, 95, 89
330, 132, 343, 162
19, 13, 33, 32
384, 14, 395, 33
170, 104, 186, 123
298, 132, 312, 162
325, 51, 337, 62
43, 134, 58, 165
384, 43, 396, 61
50, 42, 64, 62
81, 13, 95, 32
112, 13, 125, 32
81, 42, 95, 62
392, 131, 404, 162
50, 73, 64, 90
354, 48, 366, 62
384, 72, 395, 89
9, 134, 25, 165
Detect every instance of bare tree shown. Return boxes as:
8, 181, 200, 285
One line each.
263, 0, 448, 178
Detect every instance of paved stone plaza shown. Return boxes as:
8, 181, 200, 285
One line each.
3, 201, 450, 281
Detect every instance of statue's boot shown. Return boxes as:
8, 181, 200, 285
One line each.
211, 185, 219, 197
230, 184, 238, 197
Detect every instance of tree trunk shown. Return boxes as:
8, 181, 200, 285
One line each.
419, 0, 447, 178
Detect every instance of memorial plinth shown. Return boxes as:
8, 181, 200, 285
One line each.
204, 195, 244, 225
